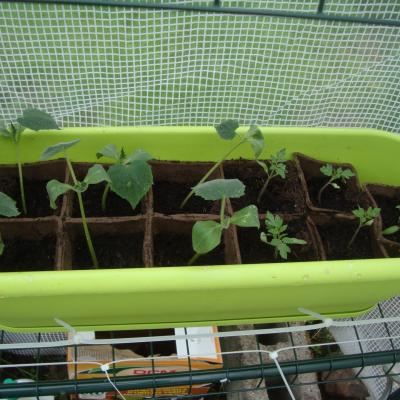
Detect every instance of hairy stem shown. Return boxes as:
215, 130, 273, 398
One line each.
257, 174, 272, 204
180, 138, 246, 209
66, 155, 99, 269
317, 179, 332, 205
15, 143, 27, 215
188, 253, 201, 266
348, 223, 362, 248
101, 182, 111, 212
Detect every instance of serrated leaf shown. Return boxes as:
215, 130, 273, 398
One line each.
352, 207, 365, 219
282, 237, 307, 245
40, 139, 80, 160
84, 164, 111, 186
0, 192, 20, 217
320, 164, 333, 177
230, 205, 260, 228
341, 169, 355, 179
270, 238, 290, 259
192, 220, 223, 254
194, 179, 245, 201
96, 144, 119, 161
108, 160, 153, 210
383, 225, 400, 235
17, 108, 59, 131
215, 120, 239, 140
245, 126, 264, 159
46, 180, 74, 209
125, 149, 152, 163
265, 212, 284, 229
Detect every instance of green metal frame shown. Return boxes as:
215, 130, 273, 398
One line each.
2, 0, 400, 27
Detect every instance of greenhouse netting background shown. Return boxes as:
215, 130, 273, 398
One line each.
0, 0, 399, 131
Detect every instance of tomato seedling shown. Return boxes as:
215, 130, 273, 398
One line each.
348, 206, 380, 248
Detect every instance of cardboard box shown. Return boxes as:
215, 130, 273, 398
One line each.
68, 327, 222, 399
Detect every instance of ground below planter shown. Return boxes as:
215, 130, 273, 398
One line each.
223, 161, 305, 214
71, 233, 145, 269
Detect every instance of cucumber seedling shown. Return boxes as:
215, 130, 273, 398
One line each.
0, 192, 20, 255
96, 144, 153, 213
41, 140, 110, 268
189, 179, 259, 265
0, 109, 59, 215
256, 148, 287, 203
260, 212, 306, 260
180, 120, 264, 209
318, 164, 355, 205
381, 205, 400, 237
348, 206, 380, 248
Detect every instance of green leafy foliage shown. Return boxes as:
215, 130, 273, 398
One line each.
192, 220, 223, 254
193, 179, 245, 201
352, 206, 381, 227
96, 144, 152, 165
230, 205, 260, 228
260, 212, 306, 259
17, 108, 59, 131
107, 161, 153, 209
245, 126, 265, 159
382, 205, 400, 237
40, 139, 80, 161
0, 192, 20, 218
215, 120, 239, 140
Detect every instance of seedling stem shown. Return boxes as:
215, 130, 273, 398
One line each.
15, 142, 27, 215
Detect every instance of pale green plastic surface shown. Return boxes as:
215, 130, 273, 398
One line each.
0, 127, 399, 332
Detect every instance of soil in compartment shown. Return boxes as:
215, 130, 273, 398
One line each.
72, 233, 144, 269
96, 329, 176, 357
71, 184, 144, 217
223, 160, 305, 214
295, 153, 368, 213
238, 218, 318, 264
367, 184, 400, 243
153, 232, 225, 266
0, 236, 56, 272
151, 161, 222, 215
317, 222, 375, 260
0, 176, 61, 218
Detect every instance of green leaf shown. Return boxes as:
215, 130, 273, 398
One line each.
383, 225, 400, 235
40, 139, 80, 160
46, 180, 74, 209
245, 126, 264, 159
84, 164, 111, 186
215, 120, 239, 140
192, 220, 223, 254
282, 237, 307, 245
0, 239, 4, 256
256, 160, 269, 174
125, 149, 153, 163
260, 232, 268, 244
265, 212, 284, 229
108, 160, 153, 210
0, 192, 20, 217
230, 205, 260, 228
320, 164, 333, 177
270, 238, 290, 259
341, 169, 355, 179
72, 181, 89, 193
194, 179, 245, 201
352, 207, 365, 219
96, 144, 119, 161
17, 108, 59, 131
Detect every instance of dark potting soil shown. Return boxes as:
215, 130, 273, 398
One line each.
153, 181, 220, 214
371, 194, 400, 242
238, 219, 317, 264
96, 329, 176, 357
153, 233, 225, 266
0, 177, 59, 217
317, 223, 375, 260
72, 184, 142, 217
223, 161, 304, 214
306, 176, 363, 212
72, 233, 144, 269
0, 237, 56, 272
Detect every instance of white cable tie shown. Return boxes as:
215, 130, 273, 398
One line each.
269, 351, 278, 360
101, 364, 110, 372
297, 307, 326, 320
220, 378, 228, 383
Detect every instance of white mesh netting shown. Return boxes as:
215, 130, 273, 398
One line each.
0, 1, 399, 130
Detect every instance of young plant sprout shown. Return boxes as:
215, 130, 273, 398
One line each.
260, 212, 306, 260
256, 148, 287, 203
96, 144, 153, 212
348, 206, 381, 248
0, 109, 59, 215
41, 140, 110, 269
180, 120, 264, 209
0, 192, 20, 255
317, 164, 355, 205
382, 205, 400, 237
189, 179, 259, 265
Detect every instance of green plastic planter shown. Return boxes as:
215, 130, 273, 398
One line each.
0, 126, 399, 332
